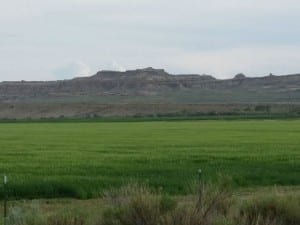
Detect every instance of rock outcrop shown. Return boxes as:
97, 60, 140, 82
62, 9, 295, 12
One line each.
0, 68, 300, 103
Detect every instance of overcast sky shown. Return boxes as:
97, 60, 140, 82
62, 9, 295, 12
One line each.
1, 0, 300, 81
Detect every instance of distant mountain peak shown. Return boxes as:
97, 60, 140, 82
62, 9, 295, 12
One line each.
125, 67, 167, 75
132, 67, 163, 72
90, 67, 168, 79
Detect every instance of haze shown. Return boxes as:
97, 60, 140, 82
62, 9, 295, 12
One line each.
1, 0, 300, 81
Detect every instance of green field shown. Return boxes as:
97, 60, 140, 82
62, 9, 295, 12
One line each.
0, 119, 299, 198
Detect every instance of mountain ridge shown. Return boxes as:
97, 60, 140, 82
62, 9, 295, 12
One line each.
1, 67, 300, 104
3, 67, 300, 82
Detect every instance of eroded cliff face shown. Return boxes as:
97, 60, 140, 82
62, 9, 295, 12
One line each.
0, 67, 300, 103
0, 68, 213, 100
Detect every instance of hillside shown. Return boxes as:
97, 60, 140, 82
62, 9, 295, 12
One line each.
1, 67, 300, 119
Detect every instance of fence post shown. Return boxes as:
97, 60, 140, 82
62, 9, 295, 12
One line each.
3, 175, 7, 225
197, 169, 203, 210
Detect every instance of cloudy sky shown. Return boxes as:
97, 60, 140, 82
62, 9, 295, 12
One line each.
1, 0, 300, 81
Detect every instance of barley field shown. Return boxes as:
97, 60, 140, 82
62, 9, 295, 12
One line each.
0, 119, 299, 198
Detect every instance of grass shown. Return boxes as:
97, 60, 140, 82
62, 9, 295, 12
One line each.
1, 182, 299, 225
0, 119, 299, 198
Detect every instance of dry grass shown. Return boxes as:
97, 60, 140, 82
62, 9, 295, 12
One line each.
238, 194, 300, 225
2, 181, 299, 225
97, 176, 233, 225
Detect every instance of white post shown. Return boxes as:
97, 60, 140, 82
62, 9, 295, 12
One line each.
3, 175, 7, 225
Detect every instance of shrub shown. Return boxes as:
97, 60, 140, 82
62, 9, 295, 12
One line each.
239, 194, 300, 225
4, 180, 300, 225
98, 176, 233, 225
98, 183, 176, 225
6, 201, 45, 225
47, 210, 86, 225
159, 194, 177, 214
164, 175, 233, 225
6, 202, 87, 225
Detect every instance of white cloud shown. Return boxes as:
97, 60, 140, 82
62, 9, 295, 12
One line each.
111, 61, 126, 72
53, 61, 91, 79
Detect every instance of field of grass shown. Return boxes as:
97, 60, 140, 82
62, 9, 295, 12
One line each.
0, 119, 299, 198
